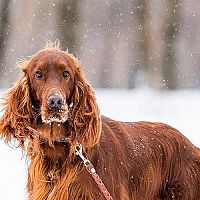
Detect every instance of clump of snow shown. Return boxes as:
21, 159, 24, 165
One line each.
42, 114, 68, 124
42, 104, 69, 124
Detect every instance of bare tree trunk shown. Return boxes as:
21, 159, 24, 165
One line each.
161, 0, 180, 89
0, 0, 10, 87
135, 0, 165, 89
58, 0, 79, 54
145, 1, 165, 89
135, 0, 149, 85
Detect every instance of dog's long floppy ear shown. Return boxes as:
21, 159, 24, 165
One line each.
69, 57, 101, 148
0, 67, 35, 148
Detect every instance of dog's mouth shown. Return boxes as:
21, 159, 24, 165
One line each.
41, 104, 69, 124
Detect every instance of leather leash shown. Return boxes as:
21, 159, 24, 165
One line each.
75, 143, 113, 200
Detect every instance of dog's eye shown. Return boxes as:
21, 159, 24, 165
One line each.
63, 71, 70, 78
35, 71, 43, 79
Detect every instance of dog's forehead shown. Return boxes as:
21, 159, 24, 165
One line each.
29, 49, 73, 69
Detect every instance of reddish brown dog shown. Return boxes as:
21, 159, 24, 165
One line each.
0, 42, 200, 200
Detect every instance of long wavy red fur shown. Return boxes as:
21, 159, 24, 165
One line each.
0, 42, 200, 199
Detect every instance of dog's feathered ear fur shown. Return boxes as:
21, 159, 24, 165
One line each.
0, 70, 35, 148
68, 56, 101, 148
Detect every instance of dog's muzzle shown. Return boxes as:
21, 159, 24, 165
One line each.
41, 93, 69, 124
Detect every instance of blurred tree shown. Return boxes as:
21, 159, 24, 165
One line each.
58, 0, 80, 54
145, 1, 166, 89
126, 0, 141, 89
0, 0, 10, 87
98, 0, 120, 88
135, 0, 166, 89
136, 0, 149, 84
135, 0, 180, 89
161, 0, 180, 89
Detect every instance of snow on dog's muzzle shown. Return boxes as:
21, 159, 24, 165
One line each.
41, 93, 69, 124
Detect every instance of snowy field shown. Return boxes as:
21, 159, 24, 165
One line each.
0, 88, 200, 199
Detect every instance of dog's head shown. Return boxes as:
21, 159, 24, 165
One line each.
0, 41, 101, 147
25, 48, 76, 124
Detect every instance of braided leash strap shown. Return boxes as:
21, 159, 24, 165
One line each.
85, 162, 113, 200
75, 143, 113, 200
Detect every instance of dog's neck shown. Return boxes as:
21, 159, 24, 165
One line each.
28, 120, 95, 184
29, 121, 77, 164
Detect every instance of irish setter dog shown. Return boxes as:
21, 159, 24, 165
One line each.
0, 42, 200, 200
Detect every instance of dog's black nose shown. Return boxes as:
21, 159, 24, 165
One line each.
48, 95, 63, 109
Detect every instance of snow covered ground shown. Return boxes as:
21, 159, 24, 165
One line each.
0, 88, 200, 199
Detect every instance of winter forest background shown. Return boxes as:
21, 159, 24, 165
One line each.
1, 0, 200, 89
1, 1, 200, 199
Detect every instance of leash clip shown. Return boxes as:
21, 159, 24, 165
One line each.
75, 143, 91, 166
